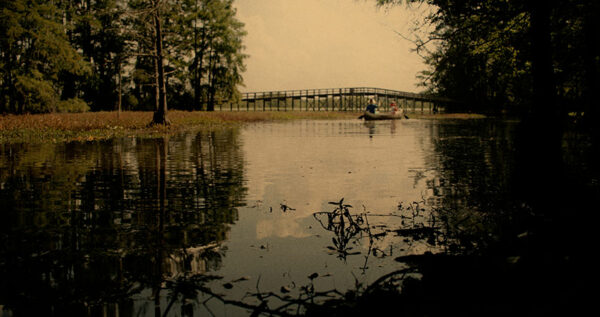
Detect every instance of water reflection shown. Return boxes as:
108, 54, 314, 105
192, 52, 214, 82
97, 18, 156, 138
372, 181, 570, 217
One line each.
0, 119, 529, 316
313, 199, 364, 260
0, 130, 245, 315
419, 120, 519, 253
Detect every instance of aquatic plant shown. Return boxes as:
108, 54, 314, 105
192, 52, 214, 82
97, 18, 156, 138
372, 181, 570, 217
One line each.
313, 198, 365, 260
0, 111, 361, 143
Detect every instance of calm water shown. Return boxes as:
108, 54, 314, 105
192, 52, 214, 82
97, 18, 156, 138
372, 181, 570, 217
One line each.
0, 119, 519, 316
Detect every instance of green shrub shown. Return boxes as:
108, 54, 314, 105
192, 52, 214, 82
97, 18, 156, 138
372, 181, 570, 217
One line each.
56, 98, 90, 113
15, 74, 58, 113
125, 94, 139, 110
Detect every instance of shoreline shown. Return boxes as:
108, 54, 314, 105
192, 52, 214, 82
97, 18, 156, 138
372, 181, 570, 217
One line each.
0, 111, 486, 144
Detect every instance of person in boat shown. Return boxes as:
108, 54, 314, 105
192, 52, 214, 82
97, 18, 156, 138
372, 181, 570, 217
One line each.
365, 99, 378, 114
390, 102, 398, 114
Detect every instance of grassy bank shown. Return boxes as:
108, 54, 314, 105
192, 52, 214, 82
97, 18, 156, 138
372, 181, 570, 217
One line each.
0, 111, 361, 143
0, 111, 486, 143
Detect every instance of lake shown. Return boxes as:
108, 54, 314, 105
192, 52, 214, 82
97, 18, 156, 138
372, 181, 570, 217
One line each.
1, 118, 560, 316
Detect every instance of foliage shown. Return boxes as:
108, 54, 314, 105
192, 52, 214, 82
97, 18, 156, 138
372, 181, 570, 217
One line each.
0, 0, 247, 116
169, 0, 247, 111
124, 0, 247, 118
378, 0, 600, 118
0, 0, 90, 113
56, 98, 90, 113
67, 0, 128, 111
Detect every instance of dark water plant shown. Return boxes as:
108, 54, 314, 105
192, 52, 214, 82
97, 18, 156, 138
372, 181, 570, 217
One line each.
313, 198, 364, 260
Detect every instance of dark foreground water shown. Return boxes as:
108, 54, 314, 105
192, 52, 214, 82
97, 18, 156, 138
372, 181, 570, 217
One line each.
0, 119, 595, 316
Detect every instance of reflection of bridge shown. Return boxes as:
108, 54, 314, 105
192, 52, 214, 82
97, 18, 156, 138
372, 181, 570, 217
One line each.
220, 87, 453, 112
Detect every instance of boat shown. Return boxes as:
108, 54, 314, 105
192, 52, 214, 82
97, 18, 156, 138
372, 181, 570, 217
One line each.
361, 111, 405, 121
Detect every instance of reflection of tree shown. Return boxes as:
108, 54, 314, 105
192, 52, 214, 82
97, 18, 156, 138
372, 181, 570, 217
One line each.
0, 128, 246, 315
365, 119, 587, 316
273, 120, 583, 316
415, 120, 519, 252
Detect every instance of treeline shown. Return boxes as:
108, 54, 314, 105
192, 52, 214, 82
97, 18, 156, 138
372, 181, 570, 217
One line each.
379, 0, 600, 119
0, 0, 246, 117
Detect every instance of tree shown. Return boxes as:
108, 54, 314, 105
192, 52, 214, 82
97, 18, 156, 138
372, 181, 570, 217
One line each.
67, 0, 129, 112
0, 0, 247, 115
203, 0, 246, 111
150, 0, 169, 124
131, 0, 247, 112
179, 0, 246, 111
374, 0, 600, 216
0, 0, 89, 113
378, 0, 600, 121
127, 0, 170, 124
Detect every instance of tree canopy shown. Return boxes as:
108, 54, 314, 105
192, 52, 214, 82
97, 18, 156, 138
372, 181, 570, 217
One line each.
0, 0, 247, 118
378, 0, 600, 121
0, 0, 90, 113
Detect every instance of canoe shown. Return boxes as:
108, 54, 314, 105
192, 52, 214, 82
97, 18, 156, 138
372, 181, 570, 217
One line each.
362, 111, 404, 121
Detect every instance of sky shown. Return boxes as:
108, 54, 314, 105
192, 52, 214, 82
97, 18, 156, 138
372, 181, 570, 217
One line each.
234, 0, 432, 93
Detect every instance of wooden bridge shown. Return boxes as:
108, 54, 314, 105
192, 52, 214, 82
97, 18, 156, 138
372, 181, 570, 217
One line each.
217, 87, 452, 113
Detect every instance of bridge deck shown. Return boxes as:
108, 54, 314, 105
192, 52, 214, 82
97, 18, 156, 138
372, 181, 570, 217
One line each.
219, 87, 452, 112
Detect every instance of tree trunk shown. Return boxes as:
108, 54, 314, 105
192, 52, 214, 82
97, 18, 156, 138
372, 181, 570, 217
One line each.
60, 0, 76, 101
151, 5, 170, 125
154, 39, 160, 113
193, 0, 202, 111
582, 6, 600, 142
514, 0, 563, 215
117, 58, 122, 118
529, 2, 558, 121
194, 40, 206, 111
207, 50, 215, 111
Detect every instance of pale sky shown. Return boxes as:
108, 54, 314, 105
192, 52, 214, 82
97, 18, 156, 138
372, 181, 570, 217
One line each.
234, 0, 432, 93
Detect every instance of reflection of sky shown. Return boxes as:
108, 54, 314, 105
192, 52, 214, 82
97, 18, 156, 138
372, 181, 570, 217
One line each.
211, 119, 438, 305
6, 120, 513, 316
187, 119, 514, 315
241, 120, 433, 240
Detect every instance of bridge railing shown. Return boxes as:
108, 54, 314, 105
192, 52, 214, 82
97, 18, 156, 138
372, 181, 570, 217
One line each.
215, 87, 450, 113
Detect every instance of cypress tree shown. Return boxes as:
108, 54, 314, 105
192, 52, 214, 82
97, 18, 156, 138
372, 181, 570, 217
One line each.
0, 0, 89, 113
